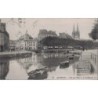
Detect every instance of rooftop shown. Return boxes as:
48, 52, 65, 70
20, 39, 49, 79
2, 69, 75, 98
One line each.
19, 33, 33, 40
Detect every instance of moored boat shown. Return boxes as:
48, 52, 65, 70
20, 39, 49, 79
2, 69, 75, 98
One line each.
60, 60, 69, 68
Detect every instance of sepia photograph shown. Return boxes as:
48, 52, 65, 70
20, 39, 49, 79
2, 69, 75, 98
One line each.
0, 18, 98, 80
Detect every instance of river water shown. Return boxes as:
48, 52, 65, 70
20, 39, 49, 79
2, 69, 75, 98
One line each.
0, 52, 97, 80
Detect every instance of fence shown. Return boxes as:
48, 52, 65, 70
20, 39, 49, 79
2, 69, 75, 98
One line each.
91, 53, 98, 65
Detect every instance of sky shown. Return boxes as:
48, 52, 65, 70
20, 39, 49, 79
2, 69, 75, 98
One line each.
1, 18, 96, 40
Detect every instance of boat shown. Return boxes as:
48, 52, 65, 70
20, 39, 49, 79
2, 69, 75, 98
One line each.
68, 55, 74, 60
60, 60, 69, 68
28, 67, 48, 80
66, 53, 74, 60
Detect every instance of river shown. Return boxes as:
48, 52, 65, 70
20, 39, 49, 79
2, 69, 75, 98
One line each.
0, 52, 97, 80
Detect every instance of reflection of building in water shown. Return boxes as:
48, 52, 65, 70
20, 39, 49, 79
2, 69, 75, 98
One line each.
17, 53, 42, 72
41, 53, 67, 59
0, 20, 9, 52
0, 58, 9, 79
39, 53, 68, 72
17, 53, 80, 76
17, 56, 33, 70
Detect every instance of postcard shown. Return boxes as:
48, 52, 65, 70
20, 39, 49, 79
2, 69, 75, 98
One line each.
0, 18, 98, 80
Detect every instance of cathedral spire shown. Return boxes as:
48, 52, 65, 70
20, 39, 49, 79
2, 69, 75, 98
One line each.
77, 24, 79, 32
72, 24, 80, 40
72, 24, 75, 38
73, 24, 75, 32
76, 24, 80, 39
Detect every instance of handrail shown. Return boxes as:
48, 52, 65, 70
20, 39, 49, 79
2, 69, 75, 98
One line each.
91, 53, 98, 65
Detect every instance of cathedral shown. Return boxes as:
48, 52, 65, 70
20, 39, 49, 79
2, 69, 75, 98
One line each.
72, 24, 80, 40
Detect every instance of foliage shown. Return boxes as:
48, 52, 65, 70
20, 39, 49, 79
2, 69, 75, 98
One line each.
89, 20, 98, 40
39, 36, 95, 49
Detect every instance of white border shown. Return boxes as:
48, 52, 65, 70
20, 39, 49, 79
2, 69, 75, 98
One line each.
0, 0, 98, 98
0, 0, 98, 18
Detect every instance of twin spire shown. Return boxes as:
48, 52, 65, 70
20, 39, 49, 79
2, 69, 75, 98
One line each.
73, 24, 79, 31
72, 24, 80, 39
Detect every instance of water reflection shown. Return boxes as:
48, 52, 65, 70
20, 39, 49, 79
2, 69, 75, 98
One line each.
17, 53, 43, 72
39, 53, 69, 72
17, 57, 33, 70
0, 52, 97, 80
0, 58, 9, 79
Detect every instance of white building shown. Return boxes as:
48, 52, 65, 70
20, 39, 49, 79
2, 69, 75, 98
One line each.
32, 38, 38, 50
16, 32, 38, 51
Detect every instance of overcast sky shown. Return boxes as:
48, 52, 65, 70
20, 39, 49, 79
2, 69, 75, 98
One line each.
1, 18, 95, 40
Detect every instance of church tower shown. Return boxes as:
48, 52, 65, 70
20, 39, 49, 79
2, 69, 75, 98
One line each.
72, 24, 75, 38
72, 24, 80, 40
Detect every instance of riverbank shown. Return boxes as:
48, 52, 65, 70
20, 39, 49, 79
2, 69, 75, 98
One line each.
0, 51, 32, 58
78, 49, 98, 73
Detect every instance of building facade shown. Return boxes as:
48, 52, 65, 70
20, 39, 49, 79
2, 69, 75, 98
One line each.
38, 29, 57, 40
9, 40, 16, 51
16, 33, 38, 51
32, 38, 38, 50
0, 20, 9, 52
72, 24, 80, 40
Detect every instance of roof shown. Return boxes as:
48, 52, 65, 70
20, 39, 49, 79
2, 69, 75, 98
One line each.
19, 33, 33, 40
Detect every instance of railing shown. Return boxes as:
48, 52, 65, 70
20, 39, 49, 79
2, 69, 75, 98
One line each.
91, 53, 98, 65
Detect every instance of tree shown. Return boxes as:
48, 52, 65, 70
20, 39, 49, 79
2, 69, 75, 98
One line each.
39, 36, 74, 48
89, 19, 98, 40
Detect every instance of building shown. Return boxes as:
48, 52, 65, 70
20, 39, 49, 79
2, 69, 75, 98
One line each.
38, 29, 57, 40
59, 32, 72, 39
16, 32, 33, 51
0, 20, 9, 52
16, 32, 38, 51
32, 38, 38, 50
10, 40, 16, 51
72, 24, 80, 40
